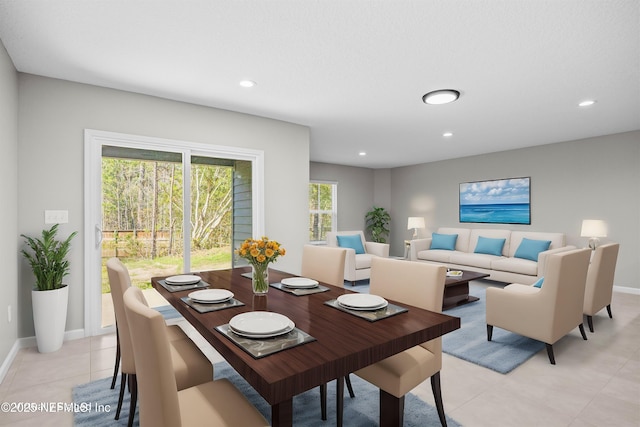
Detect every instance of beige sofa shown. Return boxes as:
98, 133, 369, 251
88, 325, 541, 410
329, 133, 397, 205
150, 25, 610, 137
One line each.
409, 227, 575, 285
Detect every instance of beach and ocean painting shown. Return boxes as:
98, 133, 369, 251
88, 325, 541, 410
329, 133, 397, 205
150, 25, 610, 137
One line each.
459, 177, 531, 224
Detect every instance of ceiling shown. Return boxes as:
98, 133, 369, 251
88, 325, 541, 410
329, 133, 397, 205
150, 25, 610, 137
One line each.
1, 1, 638, 169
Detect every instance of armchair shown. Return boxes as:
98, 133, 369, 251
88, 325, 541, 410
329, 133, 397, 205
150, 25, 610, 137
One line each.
583, 243, 620, 332
486, 248, 591, 364
326, 230, 389, 285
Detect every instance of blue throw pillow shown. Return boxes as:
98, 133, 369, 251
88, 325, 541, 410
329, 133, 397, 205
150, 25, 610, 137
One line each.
336, 234, 365, 254
532, 277, 544, 288
431, 233, 458, 250
514, 238, 552, 261
474, 236, 506, 256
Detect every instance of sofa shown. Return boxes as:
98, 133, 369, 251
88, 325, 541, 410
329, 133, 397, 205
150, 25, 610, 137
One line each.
326, 230, 390, 284
409, 227, 575, 285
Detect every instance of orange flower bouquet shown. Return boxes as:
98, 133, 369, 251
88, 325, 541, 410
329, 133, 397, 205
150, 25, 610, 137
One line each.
235, 237, 286, 293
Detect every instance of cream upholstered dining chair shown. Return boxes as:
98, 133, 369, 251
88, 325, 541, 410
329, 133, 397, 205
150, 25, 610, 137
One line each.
354, 257, 448, 427
486, 248, 591, 364
107, 258, 213, 427
300, 245, 354, 420
123, 287, 269, 427
583, 243, 620, 332
326, 230, 390, 285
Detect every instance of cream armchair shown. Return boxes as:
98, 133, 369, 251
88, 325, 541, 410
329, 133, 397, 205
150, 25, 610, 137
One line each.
486, 248, 591, 365
584, 243, 620, 332
326, 230, 389, 285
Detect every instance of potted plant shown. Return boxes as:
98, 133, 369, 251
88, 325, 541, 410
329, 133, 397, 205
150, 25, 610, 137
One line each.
365, 206, 391, 243
21, 224, 77, 353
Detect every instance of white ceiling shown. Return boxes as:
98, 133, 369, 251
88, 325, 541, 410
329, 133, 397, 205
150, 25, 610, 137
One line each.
1, 0, 638, 168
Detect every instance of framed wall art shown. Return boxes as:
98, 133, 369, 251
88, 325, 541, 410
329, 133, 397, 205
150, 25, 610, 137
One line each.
459, 177, 531, 224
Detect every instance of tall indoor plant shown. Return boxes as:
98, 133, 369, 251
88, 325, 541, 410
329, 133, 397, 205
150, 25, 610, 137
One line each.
21, 224, 77, 353
365, 206, 391, 243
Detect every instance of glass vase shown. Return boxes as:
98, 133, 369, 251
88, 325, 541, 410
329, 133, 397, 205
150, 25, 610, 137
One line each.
252, 264, 269, 294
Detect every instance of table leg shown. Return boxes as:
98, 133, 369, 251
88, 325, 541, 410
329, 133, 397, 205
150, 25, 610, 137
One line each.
380, 389, 404, 427
271, 398, 293, 427
336, 376, 344, 427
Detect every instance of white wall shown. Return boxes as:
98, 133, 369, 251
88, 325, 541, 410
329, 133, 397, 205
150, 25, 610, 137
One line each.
17, 74, 310, 337
388, 132, 640, 289
0, 40, 19, 365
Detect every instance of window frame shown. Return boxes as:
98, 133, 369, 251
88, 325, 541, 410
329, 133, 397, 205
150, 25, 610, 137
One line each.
308, 180, 337, 244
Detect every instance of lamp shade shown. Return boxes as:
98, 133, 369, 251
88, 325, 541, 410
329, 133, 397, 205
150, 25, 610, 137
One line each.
581, 220, 607, 238
407, 217, 425, 230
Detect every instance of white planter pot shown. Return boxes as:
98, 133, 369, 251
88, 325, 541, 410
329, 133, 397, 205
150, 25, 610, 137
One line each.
31, 286, 69, 353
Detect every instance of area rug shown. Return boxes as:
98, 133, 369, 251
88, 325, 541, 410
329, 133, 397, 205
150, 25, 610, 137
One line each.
442, 284, 545, 374
73, 362, 461, 426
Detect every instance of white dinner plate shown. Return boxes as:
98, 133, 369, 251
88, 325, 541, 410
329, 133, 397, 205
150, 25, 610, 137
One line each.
281, 277, 319, 289
337, 294, 388, 310
446, 270, 463, 277
165, 274, 201, 285
188, 289, 233, 304
230, 324, 295, 339
229, 312, 294, 335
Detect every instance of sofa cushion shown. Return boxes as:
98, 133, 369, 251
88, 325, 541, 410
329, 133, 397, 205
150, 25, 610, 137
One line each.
532, 277, 544, 288
474, 236, 506, 256
450, 251, 498, 269
438, 227, 471, 252
417, 249, 453, 263
337, 234, 366, 254
510, 231, 564, 255
431, 233, 458, 250
469, 229, 512, 256
355, 253, 374, 270
491, 257, 538, 276
514, 238, 552, 261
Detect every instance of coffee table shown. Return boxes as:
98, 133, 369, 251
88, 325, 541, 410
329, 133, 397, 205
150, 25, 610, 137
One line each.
443, 269, 489, 310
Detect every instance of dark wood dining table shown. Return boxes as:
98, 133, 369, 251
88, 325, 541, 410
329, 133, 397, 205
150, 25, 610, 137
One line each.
152, 267, 460, 427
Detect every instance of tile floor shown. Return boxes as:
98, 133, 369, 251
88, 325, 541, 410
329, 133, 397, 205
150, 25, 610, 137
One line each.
1, 282, 639, 426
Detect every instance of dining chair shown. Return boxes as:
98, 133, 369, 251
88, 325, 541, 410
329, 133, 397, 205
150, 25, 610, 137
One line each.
486, 248, 591, 364
122, 286, 269, 426
300, 244, 355, 420
354, 257, 448, 427
107, 258, 213, 427
583, 243, 619, 332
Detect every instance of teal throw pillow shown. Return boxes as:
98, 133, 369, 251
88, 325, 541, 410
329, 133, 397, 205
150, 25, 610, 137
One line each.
336, 234, 365, 254
431, 233, 458, 251
532, 277, 544, 288
514, 238, 552, 261
474, 236, 506, 256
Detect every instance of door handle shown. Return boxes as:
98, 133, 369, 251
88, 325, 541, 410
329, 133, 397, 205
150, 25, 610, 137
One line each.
95, 225, 103, 248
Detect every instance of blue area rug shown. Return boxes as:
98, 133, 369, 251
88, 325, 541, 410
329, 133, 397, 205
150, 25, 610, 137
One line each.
154, 304, 182, 320
442, 284, 545, 374
73, 362, 461, 426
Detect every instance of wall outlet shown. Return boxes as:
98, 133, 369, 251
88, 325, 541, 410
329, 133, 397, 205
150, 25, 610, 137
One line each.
44, 210, 69, 224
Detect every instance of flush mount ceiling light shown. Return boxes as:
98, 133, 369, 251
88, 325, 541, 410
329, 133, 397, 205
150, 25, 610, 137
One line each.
239, 80, 256, 88
422, 89, 460, 105
578, 100, 596, 107
358, 152, 367, 156
443, 132, 454, 137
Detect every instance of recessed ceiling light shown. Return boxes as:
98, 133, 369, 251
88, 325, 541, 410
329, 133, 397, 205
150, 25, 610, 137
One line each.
359, 152, 367, 156
422, 89, 460, 105
578, 100, 596, 107
443, 132, 453, 137
239, 80, 256, 88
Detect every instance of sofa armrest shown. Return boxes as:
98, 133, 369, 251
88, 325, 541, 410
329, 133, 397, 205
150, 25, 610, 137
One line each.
409, 238, 432, 261
537, 245, 577, 277
364, 241, 390, 257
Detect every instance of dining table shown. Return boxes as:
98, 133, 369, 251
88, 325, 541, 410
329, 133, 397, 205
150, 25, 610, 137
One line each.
152, 266, 461, 427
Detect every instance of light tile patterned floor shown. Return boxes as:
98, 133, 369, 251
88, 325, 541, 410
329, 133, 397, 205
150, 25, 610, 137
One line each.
1, 282, 639, 426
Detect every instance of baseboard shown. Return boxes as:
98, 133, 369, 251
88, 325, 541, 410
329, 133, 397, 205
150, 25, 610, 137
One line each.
614, 285, 640, 295
0, 328, 86, 384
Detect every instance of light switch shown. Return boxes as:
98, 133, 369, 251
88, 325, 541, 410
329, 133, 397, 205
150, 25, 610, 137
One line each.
44, 210, 69, 224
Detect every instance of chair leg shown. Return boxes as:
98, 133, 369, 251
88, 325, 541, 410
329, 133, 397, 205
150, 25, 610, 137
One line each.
579, 323, 588, 340
486, 324, 493, 341
127, 374, 137, 427
545, 343, 556, 365
319, 383, 327, 421
345, 374, 355, 398
336, 376, 344, 427
115, 373, 127, 420
431, 371, 448, 427
379, 389, 404, 427
606, 304, 613, 318
587, 315, 594, 333
110, 327, 121, 389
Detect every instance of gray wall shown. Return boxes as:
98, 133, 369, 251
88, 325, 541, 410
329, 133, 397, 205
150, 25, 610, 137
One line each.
17, 74, 310, 339
0, 40, 19, 367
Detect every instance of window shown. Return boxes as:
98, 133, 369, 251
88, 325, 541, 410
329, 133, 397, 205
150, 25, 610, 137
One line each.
309, 181, 337, 243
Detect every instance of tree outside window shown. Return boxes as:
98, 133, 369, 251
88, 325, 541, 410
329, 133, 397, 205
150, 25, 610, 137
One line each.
309, 181, 337, 242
